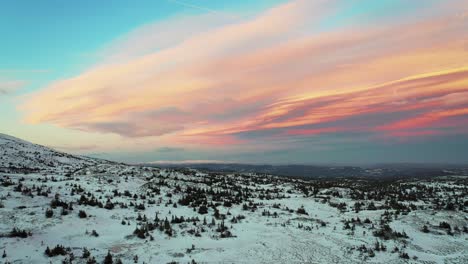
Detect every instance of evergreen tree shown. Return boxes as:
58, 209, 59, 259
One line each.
45, 208, 54, 218
82, 247, 90, 258
422, 225, 429, 233
103, 251, 113, 264
79, 210, 87, 218
45, 246, 51, 257
198, 205, 208, 214
87, 256, 97, 264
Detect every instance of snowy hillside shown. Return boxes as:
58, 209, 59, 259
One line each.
0, 133, 106, 174
0, 134, 467, 263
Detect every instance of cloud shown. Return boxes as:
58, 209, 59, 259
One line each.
166, 0, 242, 20
50, 144, 98, 152
73, 121, 185, 137
0, 80, 26, 95
21, 0, 468, 147
99, 12, 240, 63
156, 147, 185, 153
146, 159, 229, 164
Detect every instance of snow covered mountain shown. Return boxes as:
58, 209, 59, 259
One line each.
0, 133, 467, 263
0, 133, 104, 174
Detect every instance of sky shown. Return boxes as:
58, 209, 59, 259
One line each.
1, 0, 468, 164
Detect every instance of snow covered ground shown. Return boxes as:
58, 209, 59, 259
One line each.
0, 134, 467, 263
0, 133, 106, 174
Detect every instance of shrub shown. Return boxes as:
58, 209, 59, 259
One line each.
45, 208, 54, 218
45, 245, 67, 257
82, 247, 90, 258
198, 205, 208, 215
421, 225, 429, 233
439, 222, 451, 230
79, 210, 87, 218
90, 230, 99, 237
9, 227, 30, 238
103, 251, 113, 264
296, 206, 308, 215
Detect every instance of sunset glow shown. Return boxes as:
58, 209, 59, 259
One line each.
1, 0, 468, 163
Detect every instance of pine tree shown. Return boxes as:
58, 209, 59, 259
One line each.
87, 256, 97, 264
198, 205, 208, 214
374, 241, 381, 251
154, 211, 159, 221
103, 251, 113, 264
45, 208, 54, 218
82, 247, 90, 258
422, 225, 429, 233
91, 230, 99, 237
79, 210, 87, 218
164, 218, 171, 230
45, 246, 51, 257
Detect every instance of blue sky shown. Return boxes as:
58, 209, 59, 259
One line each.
1, 0, 467, 164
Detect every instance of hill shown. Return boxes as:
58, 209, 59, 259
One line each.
0, 133, 106, 174
0, 133, 467, 263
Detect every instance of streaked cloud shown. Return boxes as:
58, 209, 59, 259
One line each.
156, 147, 185, 153
21, 0, 468, 152
166, 0, 243, 20
147, 159, 229, 164
0, 80, 26, 95
49, 144, 98, 153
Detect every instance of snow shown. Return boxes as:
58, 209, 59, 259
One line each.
0, 134, 467, 263
0, 133, 105, 174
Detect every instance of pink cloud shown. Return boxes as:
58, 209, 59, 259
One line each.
284, 127, 343, 136
377, 108, 468, 131
20, 0, 468, 148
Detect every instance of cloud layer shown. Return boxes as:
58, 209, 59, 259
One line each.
21, 0, 468, 152
0, 80, 25, 95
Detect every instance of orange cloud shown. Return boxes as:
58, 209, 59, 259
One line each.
285, 127, 343, 136
378, 108, 468, 132
20, 0, 468, 147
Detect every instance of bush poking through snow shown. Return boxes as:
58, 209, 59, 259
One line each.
44, 245, 67, 257
78, 210, 87, 218
296, 205, 308, 215
91, 230, 99, 237
9, 227, 31, 238
45, 208, 53, 218
421, 225, 430, 233
103, 251, 113, 264
82, 247, 90, 259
